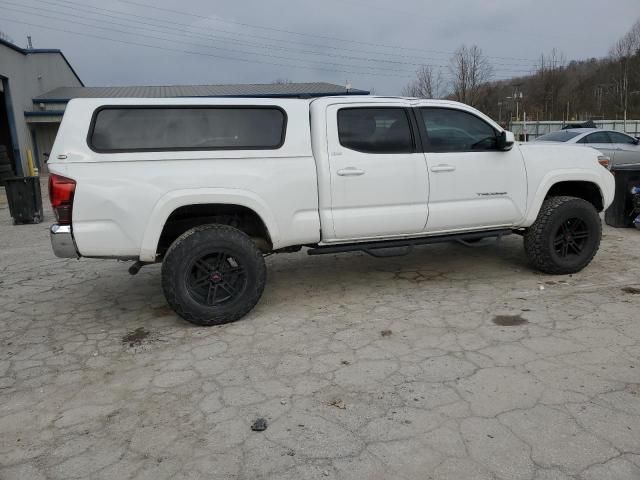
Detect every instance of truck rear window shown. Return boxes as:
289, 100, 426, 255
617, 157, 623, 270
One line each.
88, 106, 287, 152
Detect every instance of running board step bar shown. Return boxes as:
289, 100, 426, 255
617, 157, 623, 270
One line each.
307, 229, 512, 257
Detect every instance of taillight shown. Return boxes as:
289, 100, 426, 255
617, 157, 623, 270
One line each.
49, 174, 76, 225
597, 155, 611, 169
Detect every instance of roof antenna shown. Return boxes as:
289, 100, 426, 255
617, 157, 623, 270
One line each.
27, 35, 33, 49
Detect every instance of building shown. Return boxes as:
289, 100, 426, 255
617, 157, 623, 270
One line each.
0, 38, 83, 177
1, 36, 369, 179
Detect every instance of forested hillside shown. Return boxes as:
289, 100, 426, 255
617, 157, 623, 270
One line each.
403, 19, 640, 125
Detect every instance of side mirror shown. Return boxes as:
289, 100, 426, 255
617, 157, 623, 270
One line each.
498, 131, 515, 151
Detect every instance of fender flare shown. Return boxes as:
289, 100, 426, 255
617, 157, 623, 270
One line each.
521, 169, 606, 226
139, 188, 279, 262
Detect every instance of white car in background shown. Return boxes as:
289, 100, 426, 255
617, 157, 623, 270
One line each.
535, 128, 640, 167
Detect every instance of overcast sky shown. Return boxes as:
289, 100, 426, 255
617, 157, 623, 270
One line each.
1, 0, 638, 94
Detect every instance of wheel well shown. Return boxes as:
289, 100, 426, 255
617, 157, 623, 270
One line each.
157, 204, 272, 255
545, 181, 603, 211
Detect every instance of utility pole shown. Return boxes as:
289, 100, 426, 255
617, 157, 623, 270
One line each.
26, 35, 33, 49
624, 73, 628, 132
512, 88, 523, 121
504, 96, 514, 129
629, 91, 640, 134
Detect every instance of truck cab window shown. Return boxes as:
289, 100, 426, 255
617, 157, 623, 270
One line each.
337, 108, 413, 154
420, 108, 498, 152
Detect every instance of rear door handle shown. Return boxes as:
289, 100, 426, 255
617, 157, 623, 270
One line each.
430, 164, 456, 173
337, 167, 365, 176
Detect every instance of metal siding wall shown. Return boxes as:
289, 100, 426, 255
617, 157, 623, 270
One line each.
0, 43, 82, 175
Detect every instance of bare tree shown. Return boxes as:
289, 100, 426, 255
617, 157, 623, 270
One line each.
460, 17, 640, 122
448, 45, 493, 106
622, 18, 640, 51
402, 65, 444, 98
271, 78, 293, 84
609, 19, 640, 126
535, 48, 566, 119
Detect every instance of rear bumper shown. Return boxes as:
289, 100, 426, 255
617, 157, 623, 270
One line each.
50, 224, 80, 258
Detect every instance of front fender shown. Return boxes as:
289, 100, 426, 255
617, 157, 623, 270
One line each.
520, 169, 612, 227
139, 188, 280, 262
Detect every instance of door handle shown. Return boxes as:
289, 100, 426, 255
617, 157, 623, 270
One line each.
337, 167, 365, 176
430, 164, 456, 173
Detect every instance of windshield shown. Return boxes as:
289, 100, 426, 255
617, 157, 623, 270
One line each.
535, 131, 582, 142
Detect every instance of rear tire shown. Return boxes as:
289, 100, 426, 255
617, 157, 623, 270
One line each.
524, 196, 601, 274
161, 224, 267, 326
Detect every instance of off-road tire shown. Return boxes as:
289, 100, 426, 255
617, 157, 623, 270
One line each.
524, 196, 601, 274
161, 224, 266, 326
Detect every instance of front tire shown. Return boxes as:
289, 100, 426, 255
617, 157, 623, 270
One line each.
524, 196, 601, 274
161, 224, 267, 326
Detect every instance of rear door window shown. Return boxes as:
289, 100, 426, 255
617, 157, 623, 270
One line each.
608, 131, 637, 144
337, 108, 414, 154
578, 132, 613, 144
89, 106, 287, 152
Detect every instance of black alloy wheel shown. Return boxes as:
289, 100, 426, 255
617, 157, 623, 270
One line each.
552, 217, 590, 258
186, 251, 248, 306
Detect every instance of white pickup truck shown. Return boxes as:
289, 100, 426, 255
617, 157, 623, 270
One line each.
48, 96, 615, 326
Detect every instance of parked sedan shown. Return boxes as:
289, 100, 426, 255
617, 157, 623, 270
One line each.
535, 128, 640, 167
